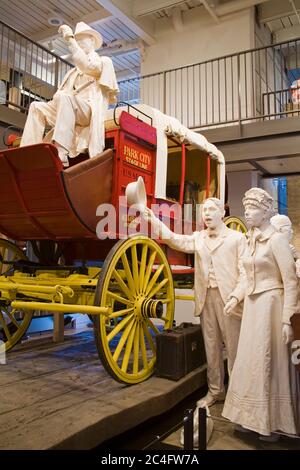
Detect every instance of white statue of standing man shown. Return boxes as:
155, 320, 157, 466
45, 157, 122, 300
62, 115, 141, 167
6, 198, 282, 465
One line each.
21, 22, 119, 166
143, 198, 246, 407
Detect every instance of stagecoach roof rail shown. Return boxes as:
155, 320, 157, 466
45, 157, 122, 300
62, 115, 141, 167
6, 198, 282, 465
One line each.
113, 101, 153, 127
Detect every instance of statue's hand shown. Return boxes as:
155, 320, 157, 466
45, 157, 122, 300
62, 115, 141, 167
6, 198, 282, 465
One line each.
142, 207, 155, 223
224, 297, 238, 316
58, 25, 74, 41
282, 323, 293, 345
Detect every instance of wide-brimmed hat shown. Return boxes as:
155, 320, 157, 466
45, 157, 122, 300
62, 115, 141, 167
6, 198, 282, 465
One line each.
74, 22, 103, 49
125, 176, 147, 210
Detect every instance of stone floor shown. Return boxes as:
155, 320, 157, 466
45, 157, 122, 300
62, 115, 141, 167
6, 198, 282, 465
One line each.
0, 330, 207, 450
163, 402, 300, 450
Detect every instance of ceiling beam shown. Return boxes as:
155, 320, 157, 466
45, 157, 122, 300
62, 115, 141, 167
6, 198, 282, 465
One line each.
117, 66, 140, 80
32, 9, 111, 43
274, 23, 300, 43
259, 0, 300, 24
96, 0, 156, 45
134, 0, 270, 18
214, 0, 269, 16
133, 0, 187, 17
98, 39, 141, 56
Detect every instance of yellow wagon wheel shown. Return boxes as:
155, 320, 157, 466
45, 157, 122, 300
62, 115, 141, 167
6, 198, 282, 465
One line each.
224, 216, 247, 233
0, 238, 33, 351
93, 236, 175, 384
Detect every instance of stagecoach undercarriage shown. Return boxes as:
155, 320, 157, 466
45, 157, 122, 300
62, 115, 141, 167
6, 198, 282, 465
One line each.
0, 236, 176, 384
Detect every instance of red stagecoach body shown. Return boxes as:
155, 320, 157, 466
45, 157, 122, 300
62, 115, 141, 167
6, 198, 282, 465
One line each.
0, 104, 225, 269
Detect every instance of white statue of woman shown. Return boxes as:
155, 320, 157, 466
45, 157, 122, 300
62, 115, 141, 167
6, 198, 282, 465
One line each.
222, 187, 298, 440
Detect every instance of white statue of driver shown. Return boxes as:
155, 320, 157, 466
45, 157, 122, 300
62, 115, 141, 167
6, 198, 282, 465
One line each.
21, 22, 119, 166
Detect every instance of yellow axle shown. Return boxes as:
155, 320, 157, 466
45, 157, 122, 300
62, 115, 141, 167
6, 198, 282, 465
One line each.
175, 294, 195, 301
11, 301, 109, 316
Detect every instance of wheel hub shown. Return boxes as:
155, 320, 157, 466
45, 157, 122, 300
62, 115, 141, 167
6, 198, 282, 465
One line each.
141, 298, 163, 320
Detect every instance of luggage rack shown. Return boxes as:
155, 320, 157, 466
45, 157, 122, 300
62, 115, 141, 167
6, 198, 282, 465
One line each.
113, 101, 153, 127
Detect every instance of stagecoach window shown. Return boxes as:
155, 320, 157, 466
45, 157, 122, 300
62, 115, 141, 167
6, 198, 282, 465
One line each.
166, 147, 219, 216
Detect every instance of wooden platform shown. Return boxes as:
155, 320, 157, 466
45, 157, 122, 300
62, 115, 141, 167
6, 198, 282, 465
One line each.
0, 331, 207, 450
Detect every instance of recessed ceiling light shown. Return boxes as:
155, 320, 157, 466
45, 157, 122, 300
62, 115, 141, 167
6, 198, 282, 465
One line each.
47, 15, 64, 26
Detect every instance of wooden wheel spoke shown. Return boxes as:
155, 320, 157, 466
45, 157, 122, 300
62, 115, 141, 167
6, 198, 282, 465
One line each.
133, 323, 140, 374
0, 311, 11, 339
147, 278, 169, 300
107, 291, 133, 306
139, 244, 148, 292
121, 321, 137, 372
145, 264, 165, 296
121, 252, 136, 295
5, 310, 21, 329
142, 250, 157, 293
109, 307, 134, 319
146, 318, 160, 336
140, 326, 148, 369
107, 313, 134, 343
142, 322, 156, 353
131, 245, 139, 293
113, 269, 133, 301
113, 318, 135, 362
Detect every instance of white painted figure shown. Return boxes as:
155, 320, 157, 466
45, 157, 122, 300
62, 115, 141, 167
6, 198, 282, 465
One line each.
271, 213, 300, 435
20, 22, 119, 166
143, 198, 246, 408
222, 188, 298, 440
271, 214, 300, 278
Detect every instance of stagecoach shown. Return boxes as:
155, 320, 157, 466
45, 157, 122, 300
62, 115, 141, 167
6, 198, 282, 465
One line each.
0, 103, 246, 384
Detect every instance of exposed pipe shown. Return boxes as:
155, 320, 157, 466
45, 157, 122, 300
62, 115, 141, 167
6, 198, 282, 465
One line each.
289, 0, 300, 25
201, 0, 220, 24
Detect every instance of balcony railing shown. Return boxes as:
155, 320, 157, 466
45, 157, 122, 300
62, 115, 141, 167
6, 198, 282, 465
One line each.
118, 38, 300, 129
1, 20, 300, 130
0, 20, 72, 113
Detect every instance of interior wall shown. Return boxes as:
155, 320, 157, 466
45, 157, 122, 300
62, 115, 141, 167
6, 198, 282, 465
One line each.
139, 8, 255, 127
142, 8, 254, 75
227, 169, 260, 220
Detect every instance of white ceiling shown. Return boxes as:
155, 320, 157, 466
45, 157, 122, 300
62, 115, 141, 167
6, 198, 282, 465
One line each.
258, 155, 300, 174
0, 0, 143, 80
258, 0, 300, 43
227, 155, 300, 176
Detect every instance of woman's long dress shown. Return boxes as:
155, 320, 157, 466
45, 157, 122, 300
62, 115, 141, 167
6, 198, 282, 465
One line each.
222, 226, 298, 436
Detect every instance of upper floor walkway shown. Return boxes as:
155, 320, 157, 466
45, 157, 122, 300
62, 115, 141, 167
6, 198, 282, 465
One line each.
1, 19, 300, 175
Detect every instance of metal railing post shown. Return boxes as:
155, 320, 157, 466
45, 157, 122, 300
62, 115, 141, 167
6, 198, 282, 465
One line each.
183, 408, 194, 450
237, 53, 242, 127
198, 406, 207, 450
